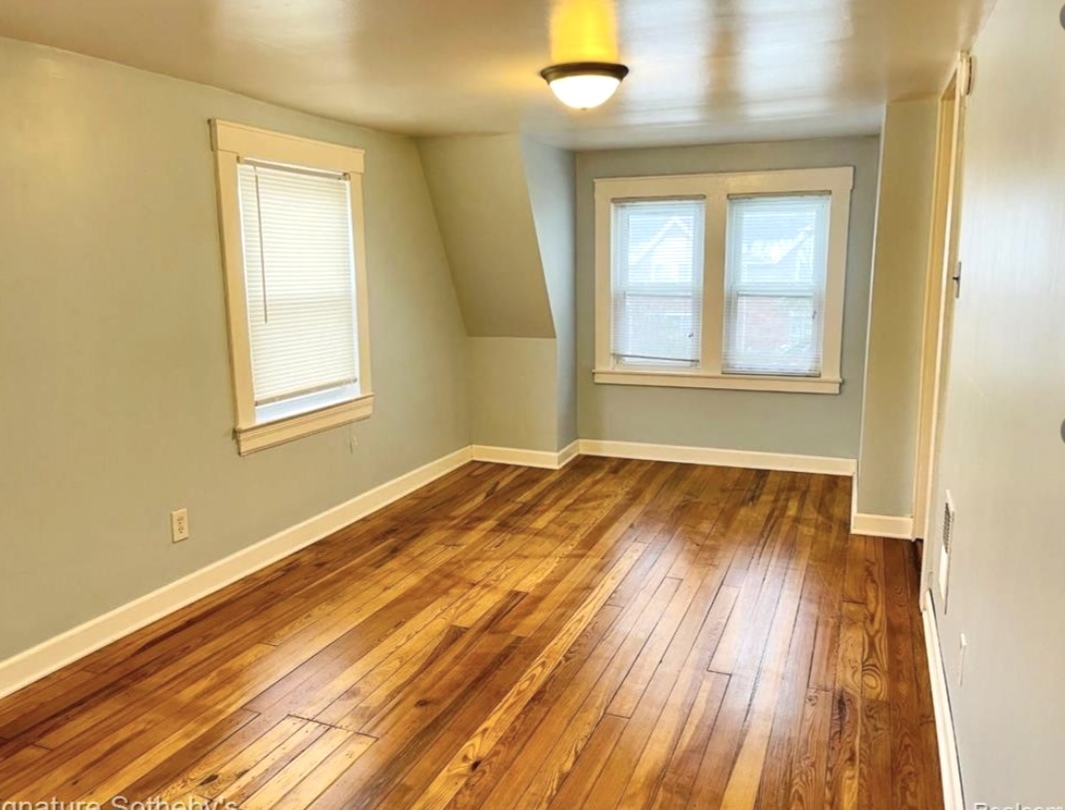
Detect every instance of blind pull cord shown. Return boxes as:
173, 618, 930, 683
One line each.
252, 167, 269, 323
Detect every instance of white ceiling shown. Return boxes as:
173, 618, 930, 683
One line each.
0, 0, 994, 148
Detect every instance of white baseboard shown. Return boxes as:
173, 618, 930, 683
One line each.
557, 440, 580, 468
850, 512, 915, 539
471, 442, 579, 471
848, 470, 915, 539
577, 439, 857, 476
0, 446, 474, 702
922, 589, 965, 810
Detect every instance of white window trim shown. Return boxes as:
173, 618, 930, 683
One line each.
211, 120, 373, 455
594, 167, 853, 395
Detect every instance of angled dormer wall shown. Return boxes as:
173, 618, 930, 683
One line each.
521, 137, 578, 450
419, 133, 577, 454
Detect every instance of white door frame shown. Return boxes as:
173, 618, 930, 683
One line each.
912, 54, 972, 546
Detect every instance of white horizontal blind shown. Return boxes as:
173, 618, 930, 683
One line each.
611, 199, 705, 367
238, 162, 359, 407
723, 194, 830, 376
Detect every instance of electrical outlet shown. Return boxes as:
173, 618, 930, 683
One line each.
170, 508, 190, 543
939, 491, 956, 610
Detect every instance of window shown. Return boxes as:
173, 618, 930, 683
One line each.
723, 194, 830, 376
612, 199, 705, 368
594, 167, 852, 394
212, 121, 372, 454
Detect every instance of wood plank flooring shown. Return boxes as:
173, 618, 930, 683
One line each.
0, 458, 944, 809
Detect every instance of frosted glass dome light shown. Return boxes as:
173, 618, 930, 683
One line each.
540, 62, 629, 110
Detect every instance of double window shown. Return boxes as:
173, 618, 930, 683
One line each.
212, 121, 372, 454
595, 167, 853, 394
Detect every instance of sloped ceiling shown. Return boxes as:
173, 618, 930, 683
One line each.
521, 136, 578, 446
419, 134, 556, 339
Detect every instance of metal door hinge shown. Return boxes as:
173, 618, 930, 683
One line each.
952, 260, 963, 299
959, 52, 975, 97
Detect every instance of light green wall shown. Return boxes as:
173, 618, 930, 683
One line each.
929, 0, 1065, 802
419, 133, 578, 453
467, 338, 559, 452
522, 138, 578, 448
857, 100, 938, 517
0, 37, 470, 661
576, 137, 880, 459
418, 134, 555, 339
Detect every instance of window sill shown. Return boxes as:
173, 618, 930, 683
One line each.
593, 369, 841, 394
235, 393, 374, 455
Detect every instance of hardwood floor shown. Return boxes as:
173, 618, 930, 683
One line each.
0, 458, 943, 809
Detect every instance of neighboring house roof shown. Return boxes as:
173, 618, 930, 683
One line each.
629, 217, 816, 276
743, 223, 816, 269
628, 216, 695, 268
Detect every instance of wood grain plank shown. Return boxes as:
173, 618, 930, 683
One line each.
883, 540, 935, 810
403, 541, 648, 810
453, 569, 685, 809
825, 602, 864, 810
246, 730, 376, 808
649, 671, 731, 810
786, 688, 834, 810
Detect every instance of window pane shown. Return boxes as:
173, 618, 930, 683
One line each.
238, 163, 359, 407
723, 195, 830, 376
611, 199, 705, 366
729, 294, 818, 375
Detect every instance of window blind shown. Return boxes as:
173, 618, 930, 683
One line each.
611, 199, 705, 367
723, 194, 830, 376
238, 162, 359, 408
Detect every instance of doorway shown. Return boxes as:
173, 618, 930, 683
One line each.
912, 55, 971, 606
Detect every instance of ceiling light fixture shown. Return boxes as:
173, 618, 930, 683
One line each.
539, 61, 629, 110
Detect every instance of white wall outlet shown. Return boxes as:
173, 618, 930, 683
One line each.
939, 490, 956, 610
170, 508, 190, 543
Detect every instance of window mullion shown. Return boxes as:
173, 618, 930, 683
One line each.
701, 188, 727, 375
